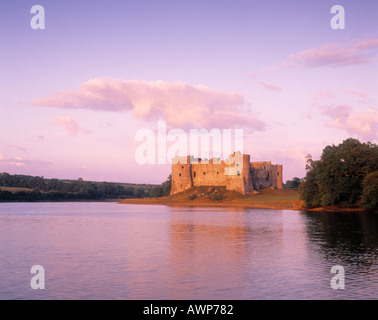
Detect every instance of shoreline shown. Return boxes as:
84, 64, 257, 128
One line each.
305, 206, 367, 213
0, 198, 124, 203
118, 198, 304, 211
119, 187, 369, 213
119, 199, 369, 213
0, 198, 368, 213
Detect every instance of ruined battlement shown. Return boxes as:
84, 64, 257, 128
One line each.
170, 152, 283, 195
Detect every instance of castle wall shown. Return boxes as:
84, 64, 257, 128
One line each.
170, 153, 282, 195
190, 153, 252, 194
250, 161, 283, 190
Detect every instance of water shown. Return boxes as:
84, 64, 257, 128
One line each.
0, 202, 377, 300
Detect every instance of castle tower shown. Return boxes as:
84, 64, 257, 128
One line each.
276, 165, 283, 189
170, 155, 193, 195
242, 154, 254, 194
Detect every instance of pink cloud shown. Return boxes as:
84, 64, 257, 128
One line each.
33, 78, 266, 130
259, 82, 282, 91
283, 38, 378, 68
320, 104, 352, 119
52, 117, 90, 136
320, 105, 378, 140
305, 91, 336, 119
353, 39, 378, 50
311, 91, 335, 102
346, 90, 368, 97
0, 155, 54, 168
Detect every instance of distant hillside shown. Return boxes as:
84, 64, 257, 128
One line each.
0, 172, 157, 202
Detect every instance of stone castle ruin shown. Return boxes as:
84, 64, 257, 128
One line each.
170, 152, 283, 195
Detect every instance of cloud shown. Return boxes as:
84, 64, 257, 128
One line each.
259, 82, 282, 92
346, 90, 368, 98
304, 90, 336, 119
4, 145, 27, 152
0, 155, 54, 168
33, 78, 266, 130
320, 105, 378, 140
311, 91, 335, 102
283, 38, 378, 68
52, 117, 90, 136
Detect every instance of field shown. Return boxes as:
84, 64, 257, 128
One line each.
0, 187, 34, 192
120, 186, 304, 210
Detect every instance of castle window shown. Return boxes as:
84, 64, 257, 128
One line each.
237, 171, 240, 176
179, 173, 181, 177
277, 172, 280, 176
182, 166, 184, 169
236, 163, 239, 167
194, 171, 196, 178
217, 172, 219, 174
203, 172, 206, 175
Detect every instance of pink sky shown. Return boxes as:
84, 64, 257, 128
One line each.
0, 1, 377, 184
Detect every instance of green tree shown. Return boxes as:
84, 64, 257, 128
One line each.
150, 186, 163, 198
361, 172, 378, 212
133, 188, 145, 198
161, 174, 172, 196
284, 177, 302, 190
299, 139, 378, 208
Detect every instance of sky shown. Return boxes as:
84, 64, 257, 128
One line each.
0, 0, 377, 184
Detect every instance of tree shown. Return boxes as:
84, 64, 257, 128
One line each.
299, 138, 378, 208
150, 186, 163, 198
284, 177, 302, 190
361, 172, 378, 212
133, 188, 145, 198
148, 174, 172, 197
161, 174, 172, 196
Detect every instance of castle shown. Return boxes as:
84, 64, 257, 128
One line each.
170, 152, 283, 195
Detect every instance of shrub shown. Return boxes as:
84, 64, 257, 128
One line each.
188, 194, 197, 200
209, 193, 225, 201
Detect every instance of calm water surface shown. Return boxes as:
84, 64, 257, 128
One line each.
0, 202, 377, 299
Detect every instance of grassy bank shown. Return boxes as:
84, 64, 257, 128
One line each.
119, 186, 304, 210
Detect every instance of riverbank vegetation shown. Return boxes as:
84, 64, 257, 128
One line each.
299, 138, 378, 212
0, 173, 151, 201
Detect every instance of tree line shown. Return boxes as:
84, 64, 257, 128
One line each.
0, 173, 154, 201
299, 138, 377, 211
